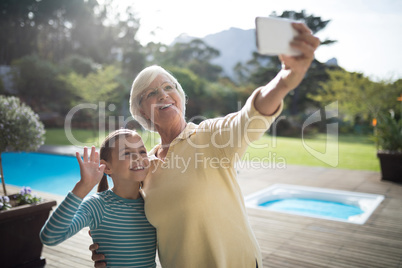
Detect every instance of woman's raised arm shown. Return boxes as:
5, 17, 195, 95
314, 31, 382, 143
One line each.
254, 22, 320, 116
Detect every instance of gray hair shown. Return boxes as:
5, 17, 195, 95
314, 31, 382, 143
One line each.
129, 65, 186, 131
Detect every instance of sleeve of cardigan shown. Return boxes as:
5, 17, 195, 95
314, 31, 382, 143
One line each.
199, 87, 283, 162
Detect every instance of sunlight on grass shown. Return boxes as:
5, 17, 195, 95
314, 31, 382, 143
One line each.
246, 134, 379, 171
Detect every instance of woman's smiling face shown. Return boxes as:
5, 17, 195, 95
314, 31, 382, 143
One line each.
139, 74, 184, 129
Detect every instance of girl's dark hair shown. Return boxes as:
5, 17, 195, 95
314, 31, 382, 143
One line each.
97, 129, 140, 192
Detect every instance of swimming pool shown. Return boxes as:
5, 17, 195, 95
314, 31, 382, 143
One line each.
2, 152, 103, 196
245, 184, 385, 224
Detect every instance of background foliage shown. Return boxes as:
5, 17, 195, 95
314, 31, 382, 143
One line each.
1, 1, 400, 139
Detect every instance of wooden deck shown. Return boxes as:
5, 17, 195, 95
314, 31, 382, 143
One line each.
237, 165, 402, 268
3, 164, 402, 267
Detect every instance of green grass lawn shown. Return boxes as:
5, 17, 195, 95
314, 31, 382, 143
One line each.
246, 134, 379, 171
45, 128, 379, 171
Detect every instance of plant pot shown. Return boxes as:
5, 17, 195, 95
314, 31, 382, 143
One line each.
377, 151, 402, 183
0, 197, 57, 268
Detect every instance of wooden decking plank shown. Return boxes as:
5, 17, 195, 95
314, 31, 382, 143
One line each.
291, 234, 402, 261
269, 247, 331, 267
328, 254, 397, 268
264, 253, 326, 268
336, 248, 399, 267
288, 228, 401, 265
42, 247, 92, 268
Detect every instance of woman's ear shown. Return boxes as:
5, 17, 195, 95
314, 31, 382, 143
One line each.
100, 159, 112, 175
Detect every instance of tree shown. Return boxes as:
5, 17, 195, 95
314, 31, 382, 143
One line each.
0, 0, 100, 64
61, 65, 121, 103
0, 0, 49, 64
202, 78, 239, 117
115, 6, 145, 78
147, 39, 223, 81
313, 69, 399, 122
168, 67, 205, 119
11, 54, 72, 115
59, 65, 122, 134
0, 0, 144, 66
272, 10, 336, 45
61, 54, 98, 76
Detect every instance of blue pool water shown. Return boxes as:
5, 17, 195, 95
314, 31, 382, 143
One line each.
259, 198, 364, 220
2, 152, 101, 196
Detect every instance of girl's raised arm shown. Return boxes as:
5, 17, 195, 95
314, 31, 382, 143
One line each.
40, 146, 105, 246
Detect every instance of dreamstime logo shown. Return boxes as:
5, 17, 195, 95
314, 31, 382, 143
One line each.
301, 101, 339, 167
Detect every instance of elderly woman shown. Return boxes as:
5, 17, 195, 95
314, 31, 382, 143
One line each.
92, 22, 320, 267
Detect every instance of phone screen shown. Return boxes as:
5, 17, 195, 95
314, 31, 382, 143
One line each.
255, 17, 301, 56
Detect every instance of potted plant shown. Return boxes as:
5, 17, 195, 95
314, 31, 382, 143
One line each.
374, 110, 402, 183
0, 96, 56, 267
0, 187, 56, 267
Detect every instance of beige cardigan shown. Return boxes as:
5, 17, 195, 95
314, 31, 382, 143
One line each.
142, 88, 283, 268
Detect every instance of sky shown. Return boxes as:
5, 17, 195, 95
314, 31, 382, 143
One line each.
111, 0, 402, 82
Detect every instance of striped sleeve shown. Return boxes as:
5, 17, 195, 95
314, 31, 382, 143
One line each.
40, 192, 96, 246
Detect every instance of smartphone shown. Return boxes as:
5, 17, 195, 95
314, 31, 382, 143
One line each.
255, 16, 301, 56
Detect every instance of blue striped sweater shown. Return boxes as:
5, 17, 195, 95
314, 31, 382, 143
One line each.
40, 190, 157, 268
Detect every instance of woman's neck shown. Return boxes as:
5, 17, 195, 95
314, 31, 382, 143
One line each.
156, 119, 187, 146
112, 182, 141, 199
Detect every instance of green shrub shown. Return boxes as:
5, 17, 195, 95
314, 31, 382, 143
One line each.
0, 96, 45, 152
374, 111, 402, 153
0, 96, 46, 195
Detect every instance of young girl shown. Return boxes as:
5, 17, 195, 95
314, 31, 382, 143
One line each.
40, 129, 156, 268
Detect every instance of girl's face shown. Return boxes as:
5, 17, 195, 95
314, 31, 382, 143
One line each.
139, 74, 184, 129
104, 134, 149, 183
